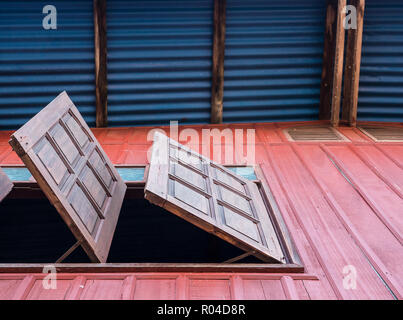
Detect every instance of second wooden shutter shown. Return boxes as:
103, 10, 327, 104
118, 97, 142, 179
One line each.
145, 132, 285, 263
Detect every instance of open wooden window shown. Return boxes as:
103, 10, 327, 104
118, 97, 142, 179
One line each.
9, 92, 127, 263
1, 164, 300, 268
145, 132, 286, 263
4, 92, 300, 270
0, 167, 12, 202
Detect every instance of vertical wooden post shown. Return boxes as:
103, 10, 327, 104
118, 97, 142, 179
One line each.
342, 0, 365, 127
319, 0, 346, 127
210, 0, 226, 124
93, 0, 108, 128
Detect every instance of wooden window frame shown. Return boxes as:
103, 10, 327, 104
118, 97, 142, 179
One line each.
358, 126, 403, 143
115, 164, 149, 184
283, 125, 349, 142
0, 164, 303, 273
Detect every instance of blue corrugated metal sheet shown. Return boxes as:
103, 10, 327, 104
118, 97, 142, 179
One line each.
107, 0, 213, 126
358, 0, 403, 122
223, 0, 326, 123
0, 0, 95, 130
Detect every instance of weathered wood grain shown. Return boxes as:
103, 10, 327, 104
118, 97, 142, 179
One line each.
93, 0, 108, 128
9, 91, 126, 262
145, 132, 286, 263
319, 0, 346, 127
342, 0, 365, 126
210, 0, 226, 124
0, 263, 305, 274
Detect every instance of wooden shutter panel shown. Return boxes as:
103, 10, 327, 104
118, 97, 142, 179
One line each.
0, 168, 12, 202
145, 132, 285, 263
9, 92, 126, 262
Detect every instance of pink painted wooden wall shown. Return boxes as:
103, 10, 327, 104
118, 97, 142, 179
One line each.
0, 273, 315, 300
0, 121, 402, 300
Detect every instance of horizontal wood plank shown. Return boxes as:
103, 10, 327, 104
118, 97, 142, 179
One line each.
0, 263, 305, 274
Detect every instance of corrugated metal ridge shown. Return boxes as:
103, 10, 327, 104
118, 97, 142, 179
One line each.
106, 0, 213, 127
358, 0, 403, 122
223, 0, 326, 123
0, 0, 96, 130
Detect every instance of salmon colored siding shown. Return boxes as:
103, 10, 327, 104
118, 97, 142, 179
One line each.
0, 273, 320, 300
0, 121, 402, 300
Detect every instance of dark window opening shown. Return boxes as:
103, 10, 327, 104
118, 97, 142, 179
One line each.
0, 165, 298, 266
0, 197, 264, 264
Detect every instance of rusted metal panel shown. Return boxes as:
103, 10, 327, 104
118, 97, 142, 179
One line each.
0, 121, 402, 299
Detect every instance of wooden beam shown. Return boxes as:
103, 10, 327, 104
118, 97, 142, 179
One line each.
55, 241, 81, 263
223, 251, 254, 264
319, 0, 346, 127
93, 0, 108, 128
342, 0, 365, 127
210, 0, 226, 124
0, 263, 306, 274
319, 1, 338, 121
